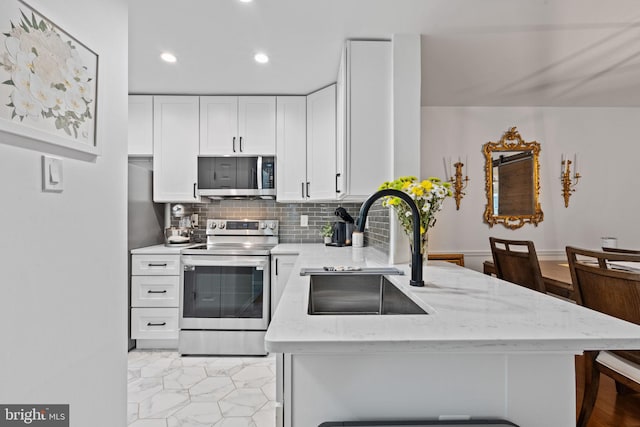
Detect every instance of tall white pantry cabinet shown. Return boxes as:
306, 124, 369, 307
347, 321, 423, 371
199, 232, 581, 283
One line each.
337, 40, 392, 200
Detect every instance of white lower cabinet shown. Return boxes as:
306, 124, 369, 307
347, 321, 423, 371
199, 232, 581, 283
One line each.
131, 308, 179, 340
131, 254, 180, 348
131, 254, 181, 276
270, 254, 298, 317
131, 276, 179, 307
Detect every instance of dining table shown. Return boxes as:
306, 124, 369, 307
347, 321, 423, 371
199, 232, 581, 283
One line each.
483, 259, 575, 301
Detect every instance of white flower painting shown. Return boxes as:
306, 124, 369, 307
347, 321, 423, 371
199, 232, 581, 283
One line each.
0, 0, 98, 154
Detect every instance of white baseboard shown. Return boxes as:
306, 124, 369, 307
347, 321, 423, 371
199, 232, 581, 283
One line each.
135, 339, 178, 350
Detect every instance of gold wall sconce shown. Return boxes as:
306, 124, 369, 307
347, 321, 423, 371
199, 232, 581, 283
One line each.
444, 157, 470, 210
561, 154, 581, 208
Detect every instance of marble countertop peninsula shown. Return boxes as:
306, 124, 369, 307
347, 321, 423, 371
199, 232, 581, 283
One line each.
265, 244, 640, 354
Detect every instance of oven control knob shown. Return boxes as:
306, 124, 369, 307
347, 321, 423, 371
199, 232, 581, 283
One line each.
209, 222, 216, 229
218, 221, 225, 229
260, 222, 267, 229
268, 222, 276, 230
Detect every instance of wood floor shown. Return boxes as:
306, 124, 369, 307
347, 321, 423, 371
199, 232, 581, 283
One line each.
575, 355, 640, 427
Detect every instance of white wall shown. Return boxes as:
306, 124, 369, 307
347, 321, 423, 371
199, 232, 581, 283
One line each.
0, 1, 128, 426
422, 106, 640, 271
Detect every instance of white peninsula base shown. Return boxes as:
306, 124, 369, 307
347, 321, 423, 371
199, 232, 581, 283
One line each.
267, 245, 640, 427
281, 352, 574, 427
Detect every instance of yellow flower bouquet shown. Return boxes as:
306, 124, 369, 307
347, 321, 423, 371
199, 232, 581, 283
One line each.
378, 176, 452, 258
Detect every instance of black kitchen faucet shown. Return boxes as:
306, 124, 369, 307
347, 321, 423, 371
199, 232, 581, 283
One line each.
356, 189, 424, 287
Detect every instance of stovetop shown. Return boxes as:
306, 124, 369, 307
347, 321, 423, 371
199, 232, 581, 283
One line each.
182, 243, 277, 256
182, 219, 279, 256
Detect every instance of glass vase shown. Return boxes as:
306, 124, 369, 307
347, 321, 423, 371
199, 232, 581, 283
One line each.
408, 232, 429, 263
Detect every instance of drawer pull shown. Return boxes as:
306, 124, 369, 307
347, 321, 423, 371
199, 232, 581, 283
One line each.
148, 263, 168, 267
147, 322, 167, 327
147, 290, 168, 294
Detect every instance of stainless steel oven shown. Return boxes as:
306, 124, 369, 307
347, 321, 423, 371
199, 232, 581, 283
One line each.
179, 219, 278, 355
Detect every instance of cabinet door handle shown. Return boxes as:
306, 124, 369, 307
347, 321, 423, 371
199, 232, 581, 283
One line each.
335, 173, 341, 193
275, 258, 279, 276
147, 290, 168, 294
239, 136, 243, 152
301, 182, 305, 199
148, 263, 167, 267
232, 136, 236, 153
147, 322, 166, 327
306, 182, 310, 198
193, 183, 197, 198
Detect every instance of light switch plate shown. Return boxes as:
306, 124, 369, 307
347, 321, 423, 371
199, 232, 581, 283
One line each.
42, 155, 63, 193
300, 215, 308, 227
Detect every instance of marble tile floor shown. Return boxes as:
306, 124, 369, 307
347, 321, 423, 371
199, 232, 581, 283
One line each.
128, 350, 276, 427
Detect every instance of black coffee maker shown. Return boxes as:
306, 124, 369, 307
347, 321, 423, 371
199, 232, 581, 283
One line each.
329, 207, 354, 246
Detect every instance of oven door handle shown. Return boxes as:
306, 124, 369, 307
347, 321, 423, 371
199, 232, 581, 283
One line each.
183, 260, 268, 269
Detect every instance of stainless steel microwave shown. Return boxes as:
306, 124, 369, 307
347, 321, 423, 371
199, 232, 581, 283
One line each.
197, 156, 275, 199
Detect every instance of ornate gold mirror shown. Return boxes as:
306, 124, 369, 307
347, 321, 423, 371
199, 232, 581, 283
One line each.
483, 127, 543, 229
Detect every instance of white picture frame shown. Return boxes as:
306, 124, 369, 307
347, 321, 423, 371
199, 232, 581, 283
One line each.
0, 0, 99, 157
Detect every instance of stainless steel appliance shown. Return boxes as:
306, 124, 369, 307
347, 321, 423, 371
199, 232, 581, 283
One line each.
179, 218, 278, 355
197, 156, 275, 199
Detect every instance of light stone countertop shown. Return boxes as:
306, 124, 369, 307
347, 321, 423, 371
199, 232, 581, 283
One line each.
130, 243, 201, 255
270, 243, 304, 255
265, 244, 640, 354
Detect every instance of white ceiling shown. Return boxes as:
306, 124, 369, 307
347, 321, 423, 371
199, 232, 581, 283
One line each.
128, 0, 640, 106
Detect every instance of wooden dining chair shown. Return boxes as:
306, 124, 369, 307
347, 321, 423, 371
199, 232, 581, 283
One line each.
602, 246, 640, 254
488, 237, 545, 293
566, 246, 640, 427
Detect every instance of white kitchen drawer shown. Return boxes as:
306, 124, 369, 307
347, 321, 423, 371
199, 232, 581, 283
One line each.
131, 308, 179, 339
132, 254, 180, 276
131, 276, 179, 307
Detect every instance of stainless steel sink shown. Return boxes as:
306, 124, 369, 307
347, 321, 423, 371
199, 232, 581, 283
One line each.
308, 274, 427, 315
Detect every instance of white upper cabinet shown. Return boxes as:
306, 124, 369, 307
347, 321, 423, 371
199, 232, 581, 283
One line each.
128, 95, 153, 156
238, 97, 277, 155
335, 48, 347, 196
199, 96, 238, 155
306, 84, 337, 201
338, 40, 392, 200
276, 96, 307, 201
153, 96, 201, 203
200, 96, 276, 155
276, 87, 337, 202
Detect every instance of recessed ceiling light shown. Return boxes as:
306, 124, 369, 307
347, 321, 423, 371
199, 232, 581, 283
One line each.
160, 52, 177, 63
239, 0, 253, 3
254, 53, 269, 64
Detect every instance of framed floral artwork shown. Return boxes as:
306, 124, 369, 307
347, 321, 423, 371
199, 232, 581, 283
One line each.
0, 0, 99, 157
